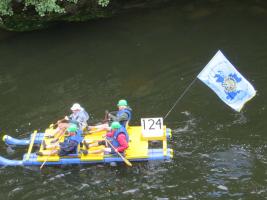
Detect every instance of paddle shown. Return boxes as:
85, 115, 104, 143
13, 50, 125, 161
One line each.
26, 130, 37, 160
85, 110, 110, 134
47, 118, 69, 139
102, 110, 109, 124
50, 118, 68, 129
104, 138, 132, 167
92, 110, 110, 126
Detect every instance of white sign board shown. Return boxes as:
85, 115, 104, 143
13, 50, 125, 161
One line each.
141, 117, 164, 137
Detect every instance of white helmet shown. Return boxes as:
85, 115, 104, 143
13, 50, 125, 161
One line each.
71, 103, 82, 111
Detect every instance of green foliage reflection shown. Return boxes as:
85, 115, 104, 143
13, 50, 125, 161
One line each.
0, 0, 110, 17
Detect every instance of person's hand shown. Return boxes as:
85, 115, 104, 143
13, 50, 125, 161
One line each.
64, 116, 69, 120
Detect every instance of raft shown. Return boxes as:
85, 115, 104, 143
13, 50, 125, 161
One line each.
1, 124, 173, 167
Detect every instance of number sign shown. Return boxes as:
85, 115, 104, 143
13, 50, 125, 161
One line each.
141, 118, 164, 137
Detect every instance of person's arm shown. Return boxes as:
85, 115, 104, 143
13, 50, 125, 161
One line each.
116, 134, 128, 153
65, 113, 75, 124
106, 130, 115, 137
68, 113, 73, 120
117, 112, 129, 122
108, 113, 117, 121
109, 112, 128, 123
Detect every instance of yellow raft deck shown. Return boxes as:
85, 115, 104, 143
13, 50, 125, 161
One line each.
30, 125, 173, 165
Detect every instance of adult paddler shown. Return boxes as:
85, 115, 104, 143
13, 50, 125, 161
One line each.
50, 103, 89, 140
37, 123, 82, 156
88, 99, 132, 132
108, 99, 132, 127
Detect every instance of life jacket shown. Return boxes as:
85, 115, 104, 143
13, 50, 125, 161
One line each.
107, 126, 129, 148
67, 129, 83, 144
116, 108, 132, 127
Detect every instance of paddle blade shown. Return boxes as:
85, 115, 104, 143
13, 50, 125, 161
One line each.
123, 157, 132, 167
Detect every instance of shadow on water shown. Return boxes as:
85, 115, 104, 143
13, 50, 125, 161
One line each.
0, 0, 267, 199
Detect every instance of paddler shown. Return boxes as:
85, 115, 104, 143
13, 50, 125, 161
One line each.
37, 123, 82, 156
67, 103, 90, 130
88, 99, 132, 133
108, 99, 132, 127
82, 121, 129, 155
50, 103, 89, 139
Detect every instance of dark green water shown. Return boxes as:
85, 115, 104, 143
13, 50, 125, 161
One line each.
0, 0, 267, 199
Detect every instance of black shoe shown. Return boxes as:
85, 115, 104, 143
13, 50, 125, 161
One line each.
42, 141, 47, 150
83, 141, 89, 149
36, 151, 43, 156
80, 149, 88, 155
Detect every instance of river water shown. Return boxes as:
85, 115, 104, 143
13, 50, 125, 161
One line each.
0, 0, 267, 199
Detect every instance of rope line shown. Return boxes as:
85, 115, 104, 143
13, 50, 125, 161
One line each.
164, 77, 198, 119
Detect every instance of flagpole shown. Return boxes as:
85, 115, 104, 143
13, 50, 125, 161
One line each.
164, 77, 198, 119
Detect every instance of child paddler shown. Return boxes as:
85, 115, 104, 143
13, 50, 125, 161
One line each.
37, 124, 82, 156
82, 121, 129, 155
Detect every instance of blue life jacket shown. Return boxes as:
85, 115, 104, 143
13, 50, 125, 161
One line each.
67, 129, 83, 144
117, 109, 132, 127
108, 126, 129, 148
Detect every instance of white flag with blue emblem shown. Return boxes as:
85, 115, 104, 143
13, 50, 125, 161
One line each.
197, 50, 256, 112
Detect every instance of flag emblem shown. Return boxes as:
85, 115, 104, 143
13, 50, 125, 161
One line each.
215, 72, 241, 100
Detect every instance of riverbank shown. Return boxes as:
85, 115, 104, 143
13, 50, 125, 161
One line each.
1, 0, 267, 32
0, 0, 173, 32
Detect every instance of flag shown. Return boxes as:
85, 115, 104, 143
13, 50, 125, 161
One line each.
197, 50, 256, 112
